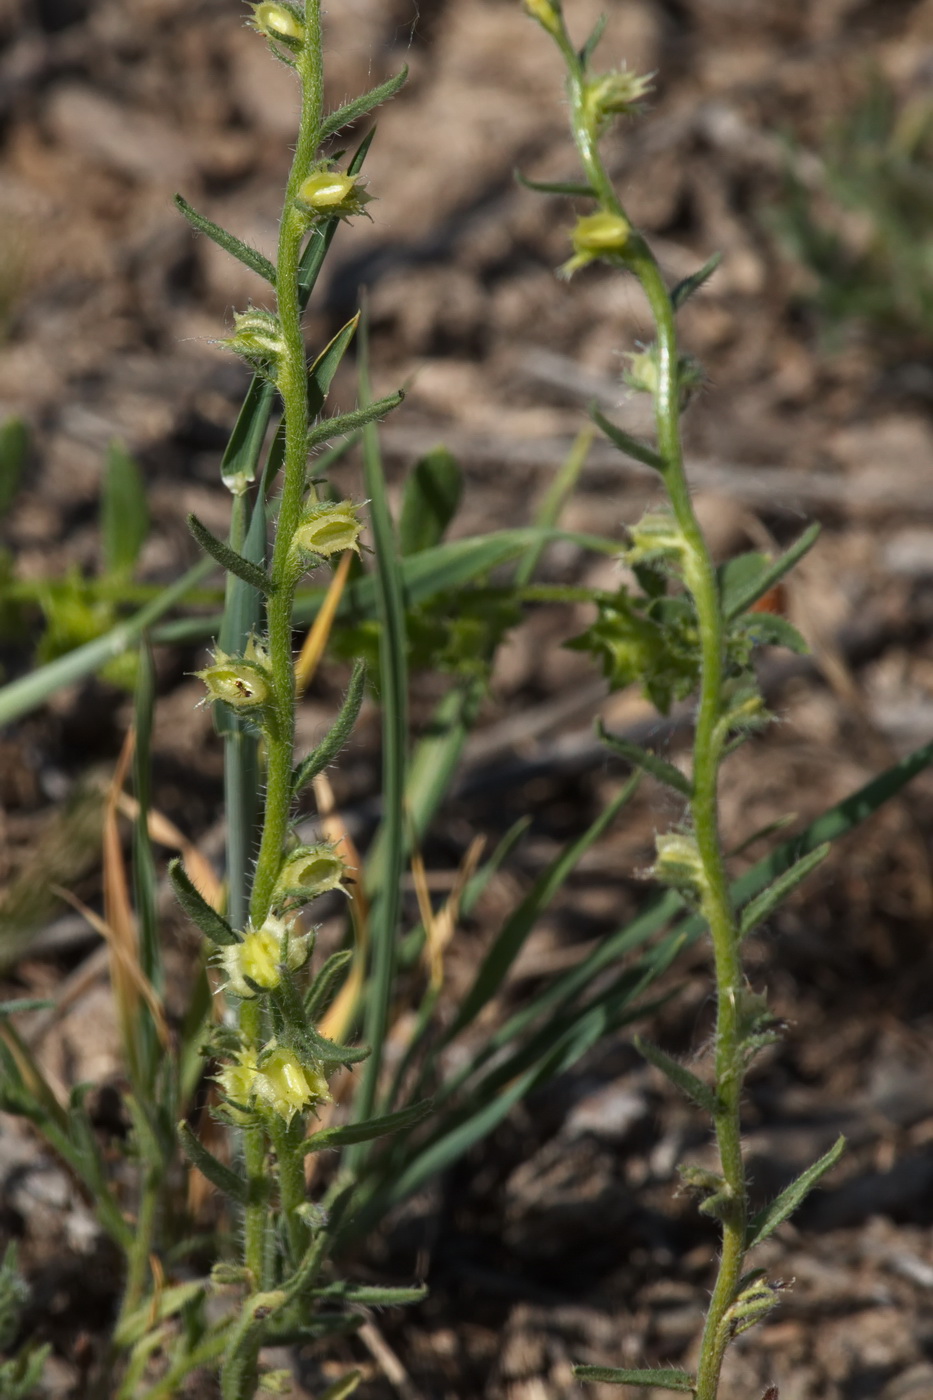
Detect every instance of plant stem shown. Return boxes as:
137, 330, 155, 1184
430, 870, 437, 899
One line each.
250, 0, 325, 928
240, 1000, 269, 1286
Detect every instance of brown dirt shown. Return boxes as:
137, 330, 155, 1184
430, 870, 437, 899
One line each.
3, 1, 933, 1397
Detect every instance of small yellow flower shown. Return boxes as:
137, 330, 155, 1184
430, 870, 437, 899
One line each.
218, 915, 314, 998
196, 638, 273, 711
582, 68, 654, 131
273, 844, 350, 906
251, 2, 304, 44
290, 500, 364, 568
297, 171, 371, 222
217, 1044, 331, 1125
560, 211, 631, 278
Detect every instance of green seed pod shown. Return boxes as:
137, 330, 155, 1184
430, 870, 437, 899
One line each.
290, 499, 364, 570
222, 309, 286, 381
652, 832, 708, 906
250, 2, 305, 45
216, 1043, 331, 1125
560, 211, 631, 278
273, 843, 350, 906
522, 0, 563, 39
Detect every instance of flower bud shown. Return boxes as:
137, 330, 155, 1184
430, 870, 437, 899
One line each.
250, 2, 305, 45
222, 309, 285, 381
522, 0, 563, 39
296, 171, 371, 223
290, 499, 364, 570
196, 638, 273, 712
652, 832, 707, 905
273, 843, 350, 906
218, 914, 314, 998
583, 68, 654, 131
560, 211, 631, 278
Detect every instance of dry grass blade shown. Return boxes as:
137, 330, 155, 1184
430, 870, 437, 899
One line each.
117, 792, 223, 911
413, 835, 486, 992
295, 549, 354, 699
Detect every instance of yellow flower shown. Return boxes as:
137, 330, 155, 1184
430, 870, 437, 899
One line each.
218, 915, 314, 998
217, 1044, 332, 1125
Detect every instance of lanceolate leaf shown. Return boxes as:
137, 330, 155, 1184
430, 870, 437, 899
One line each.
169, 859, 240, 947
739, 843, 830, 939
591, 406, 666, 472
398, 447, 463, 556
302, 1100, 432, 1156
174, 195, 277, 287
598, 720, 692, 797
722, 521, 821, 621
0, 416, 28, 518
187, 514, 275, 595
308, 316, 360, 420
303, 949, 353, 1022
309, 1282, 426, 1307
178, 1122, 249, 1206
573, 1367, 695, 1392
515, 169, 596, 198
746, 1135, 846, 1249
320, 67, 409, 142
579, 12, 608, 64
292, 660, 366, 797
102, 442, 149, 578
634, 1035, 720, 1115
670, 251, 722, 310
306, 392, 405, 453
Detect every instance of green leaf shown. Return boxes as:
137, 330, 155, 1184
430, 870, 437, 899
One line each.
591, 406, 665, 472
306, 391, 405, 453
739, 843, 829, 939
574, 1367, 695, 1392
303, 949, 353, 1022
320, 67, 409, 142
292, 660, 366, 798
0, 418, 28, 518
746, 1135, 846, 1249
598, 720, 692, 797
178, 1122, 248, 1206
174, 195, 276, 287
515, 169, 597, 198
302, 1100, 432, 1155
102, 442, 149, 578
310, 1283, 426, 1307
634, 1035, 720, 1114
186, 514, 275, 594
308, 315, 360, 422
579, 12, 607, 65
443, 774, 639, 1044
0, 999, 53, 1016
398, 447, 463, 556
670, 252, 722, 310
741, 611, 808, 654
722, 522, 820, 621
169, 859, 240, 947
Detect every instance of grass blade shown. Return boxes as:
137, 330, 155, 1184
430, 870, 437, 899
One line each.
102, 442, 149, 578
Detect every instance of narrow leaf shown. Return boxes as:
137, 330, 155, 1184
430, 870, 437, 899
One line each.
0, 999, 53, 1016
169, 858, 240, 947
178, 1122, 248, 1206
398, 447, 463, 556
746, 1134, 846, 1249
634, 1035, 720, 1114
303, 949, 353, 1022
292, 660, 366, 797
579, 12, 608, 64
598, 721, 691, 797
302, 1100, 431, 1155
174, 195, 276, 287
310, 1283, 426, 1307
723, 522, 820, 621
0, 417, 28, 518
308, 316, 360, 421
573, 1367, 695, 1392
670, 252, 722, 310
739, 844, 829, 939
591, 406, 666, 472
320, 67, 409, 142
516, 169, 597, 198
220, 378, 277, 494
306, 391, 404, 453
186, 514, 275, 594
102, 442, 149, 578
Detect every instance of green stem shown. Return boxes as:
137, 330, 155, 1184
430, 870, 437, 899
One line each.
559, 36, 749, 1394
249, 0, 325, 928
240, 1000, 270, 1287
269, 1119, 310, 1264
